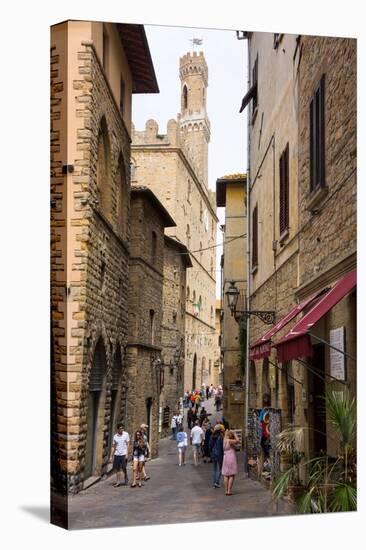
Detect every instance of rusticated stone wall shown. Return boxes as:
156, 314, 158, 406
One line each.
51, 24, 131, 494
127, 190, 168, 457
298, 36, 356, 287
159, 237, 189, 437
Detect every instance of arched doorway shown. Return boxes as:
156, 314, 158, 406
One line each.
85, 338, 107, 480
192, 353, 197, 390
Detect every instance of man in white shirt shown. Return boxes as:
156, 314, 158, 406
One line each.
170, 412, 179, 440
176, 412, 183, 430
109, 423, 130, 487
190, 420, 204, 466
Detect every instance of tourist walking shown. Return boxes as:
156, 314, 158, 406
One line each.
215, 386, 223, 411
190, 392, 196, 408
109, 422, 130, 487
176, 425, 188, 466
131, 430, 148, 488
139, 424, 150, 481
222, 430, 239, 495
199, 406, 208, 426
194, 392, 201, 412
202, 422, 213, 463
184, 390, 190, 408
187, 407, 194, 430
209, 424, 224, 487
190, 420, 204, 466
176, 410, 183, 430
170, 412, 178, 440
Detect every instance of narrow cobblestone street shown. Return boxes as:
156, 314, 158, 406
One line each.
68, 397, 292, 529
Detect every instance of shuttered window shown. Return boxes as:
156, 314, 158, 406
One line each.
111, 348, 122, 391
252, 56, 258, 112
252, 205, 258, 268
239, 55, 258, 115
279, 144, 289, 235
310, 74, 325, 192
90, 339, 107, 392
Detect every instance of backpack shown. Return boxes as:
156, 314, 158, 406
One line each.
210, 435, 222, 459
176, 431, 185, 444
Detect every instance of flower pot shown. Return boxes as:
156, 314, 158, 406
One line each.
287, 484, 304, 502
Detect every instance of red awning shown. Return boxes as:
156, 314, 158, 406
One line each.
249, 290, 328, 360
275, 269, 356, 362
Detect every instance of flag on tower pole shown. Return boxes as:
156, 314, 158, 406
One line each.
190, 38, 203, 51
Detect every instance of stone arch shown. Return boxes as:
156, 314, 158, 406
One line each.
117, 151, 128, 239
84, 336, 108, 481
97, 115, 112, 222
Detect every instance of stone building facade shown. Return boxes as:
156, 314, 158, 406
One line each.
127, 187, 176, 456
216, 174, 247, 429
159, 236, 192, 437
131, 51, 218, 394
50, 20, 158, 506
292, 35, 356, 457
242, 32, 356, 469
213, 300, 223, 388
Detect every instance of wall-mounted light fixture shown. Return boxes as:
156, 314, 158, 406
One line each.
225, 280, 275, 325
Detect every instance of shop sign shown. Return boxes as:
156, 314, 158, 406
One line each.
330, 327, 345, 381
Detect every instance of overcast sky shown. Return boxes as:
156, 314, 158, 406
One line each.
132, 24, 248, 296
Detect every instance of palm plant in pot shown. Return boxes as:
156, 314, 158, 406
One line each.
271, 426, 305, 503
272, 389, 356, 513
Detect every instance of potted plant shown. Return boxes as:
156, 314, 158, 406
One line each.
272, 389, 357, 513
272, 426, 305, 503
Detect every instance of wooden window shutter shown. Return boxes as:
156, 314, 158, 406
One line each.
310, 74, 325, 192
252, 205, 258, 267
279, 144, 289, 235
90, 340, 106, 392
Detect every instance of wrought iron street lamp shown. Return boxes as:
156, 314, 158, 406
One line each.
225, 280, 275, 325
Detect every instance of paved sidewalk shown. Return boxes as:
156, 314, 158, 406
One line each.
68, 397, 293, 529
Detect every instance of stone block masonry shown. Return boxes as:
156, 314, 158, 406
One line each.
51, 27, 131, 494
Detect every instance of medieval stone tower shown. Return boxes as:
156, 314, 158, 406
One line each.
131, 50, 218, 399
179, 52, 210, 189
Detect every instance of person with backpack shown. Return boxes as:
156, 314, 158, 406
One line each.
209, 424, 224, 488
176, 425, 188, 466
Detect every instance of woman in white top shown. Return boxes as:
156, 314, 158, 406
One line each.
176, 426, 188, 466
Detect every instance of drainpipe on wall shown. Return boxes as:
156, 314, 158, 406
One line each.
244, 35, 251, 476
